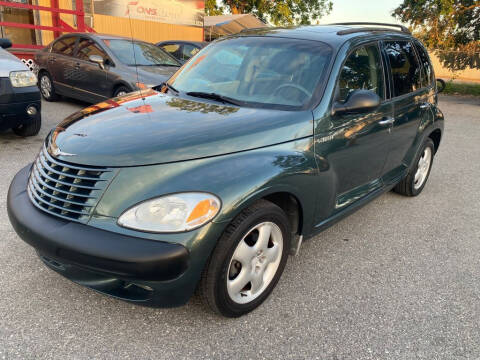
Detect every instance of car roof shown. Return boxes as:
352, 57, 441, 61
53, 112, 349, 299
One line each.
238, 24, 413, 49
156, 40, 207, 47
56, 33, 145, 42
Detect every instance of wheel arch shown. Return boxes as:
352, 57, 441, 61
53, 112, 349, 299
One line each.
428, 128, 442, 154
112, 81, 133, 97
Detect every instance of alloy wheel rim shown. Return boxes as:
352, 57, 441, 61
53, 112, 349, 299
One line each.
40, 76, 51, 98
116, 91, 127, 97
227, 222, 283, 304
414, 147, 432, 190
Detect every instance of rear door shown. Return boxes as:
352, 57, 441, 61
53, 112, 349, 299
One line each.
380, 39, 433, 185
48, 36, 78, 95
72, 37, 109, 102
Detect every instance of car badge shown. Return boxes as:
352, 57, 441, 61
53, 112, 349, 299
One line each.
50, 145, 76, 157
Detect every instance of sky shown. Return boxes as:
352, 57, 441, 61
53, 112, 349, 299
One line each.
319, 0, 406, 25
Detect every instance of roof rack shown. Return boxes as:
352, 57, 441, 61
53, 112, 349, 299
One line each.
331, 22, 410, 35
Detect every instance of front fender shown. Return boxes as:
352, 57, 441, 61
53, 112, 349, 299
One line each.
94, 137, 320, 236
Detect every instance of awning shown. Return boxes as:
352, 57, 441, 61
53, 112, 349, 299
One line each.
204, 14, 268, 38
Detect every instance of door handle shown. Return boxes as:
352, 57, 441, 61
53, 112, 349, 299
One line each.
420, 103, 431, 109
379, 117, 395, 126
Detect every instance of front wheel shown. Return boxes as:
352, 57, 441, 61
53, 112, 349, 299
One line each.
394, 138, 435, 196
113, 86, 130, 98
200, 200, 291, 317
13, 112, 41, 137
38, 72, 58, 101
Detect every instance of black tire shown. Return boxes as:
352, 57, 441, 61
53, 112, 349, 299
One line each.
113, 86, 131, 98
394, 138, 435, 196
38, 71, 58, 101
200, 199, 291, 317
13, 112, 41, 137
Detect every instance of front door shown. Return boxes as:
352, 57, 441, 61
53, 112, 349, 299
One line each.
380, 40, 433, 185
314, 42, 392, 220
72, 37, 109, 102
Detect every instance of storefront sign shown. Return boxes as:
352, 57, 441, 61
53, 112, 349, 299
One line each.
93, 0, 204, 27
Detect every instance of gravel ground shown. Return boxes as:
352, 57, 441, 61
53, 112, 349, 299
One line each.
0, 95, 479, 359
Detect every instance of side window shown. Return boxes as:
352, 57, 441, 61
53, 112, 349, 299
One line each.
182, 44, 200, 61
76, 38, 107, 61
384, 41, 422, 96
52, 37, 77, 56
414, 41, 434, 87
161, 44, 182, 59
336, 44, 384, 103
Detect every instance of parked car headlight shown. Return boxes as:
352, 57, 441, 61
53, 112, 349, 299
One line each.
118, 192, 221, 233
9, 71, 37, 87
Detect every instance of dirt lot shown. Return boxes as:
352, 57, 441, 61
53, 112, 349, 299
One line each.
1, 95, 479, 359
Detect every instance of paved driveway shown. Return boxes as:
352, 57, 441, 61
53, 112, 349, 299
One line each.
1, 95, 479, 359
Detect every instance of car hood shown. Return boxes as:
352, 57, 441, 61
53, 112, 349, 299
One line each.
0, 49, 28, 76
48, 89, 313, 167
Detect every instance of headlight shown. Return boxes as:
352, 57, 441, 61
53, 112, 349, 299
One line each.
9, 70, 37, 87
118, 192, 221, 233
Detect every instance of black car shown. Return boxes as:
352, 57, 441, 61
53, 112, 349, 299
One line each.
0, 38, 41, 137
35, 33, 181, 103
156, 40, 207, 63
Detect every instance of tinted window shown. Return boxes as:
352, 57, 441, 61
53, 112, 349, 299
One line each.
105, 39, 179, 66
336, 44, 384, 102
182, 44, 200, 61
414, 41, 434, 87
169, 37, 332, 110
76, 38, 107, 61
52, 36, 77, 56
161, 43, 182, 59
384, 41, 422, 96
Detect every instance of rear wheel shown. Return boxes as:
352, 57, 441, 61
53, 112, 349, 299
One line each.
394, 138, 434, 196
200, 200, 291, 317
13, 112, 41, 137
38, 72, 58, 101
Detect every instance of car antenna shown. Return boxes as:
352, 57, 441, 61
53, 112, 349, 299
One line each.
126, 3, 144, 101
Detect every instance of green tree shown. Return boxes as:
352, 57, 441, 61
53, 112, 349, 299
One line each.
392, 0, 480, 71
206, 0, 333, 26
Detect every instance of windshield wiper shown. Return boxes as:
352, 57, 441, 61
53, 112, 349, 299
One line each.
186, 92, 243, 106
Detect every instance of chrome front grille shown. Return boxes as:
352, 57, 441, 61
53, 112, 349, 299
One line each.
27, 146, 114, 223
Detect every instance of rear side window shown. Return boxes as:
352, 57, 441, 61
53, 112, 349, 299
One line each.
414, 41, 434, 87
384, 41, 422, 97
52, 37, 77, 56
336, 44, 384, 102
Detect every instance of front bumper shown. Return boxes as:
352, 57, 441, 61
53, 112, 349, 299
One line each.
0, 79, 41, 131
7, 165, 201, 307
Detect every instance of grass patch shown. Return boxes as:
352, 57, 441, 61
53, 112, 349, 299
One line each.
443, 81, 480, 96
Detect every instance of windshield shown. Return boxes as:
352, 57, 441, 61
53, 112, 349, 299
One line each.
168, 37, 333, 109
104, 39, 180, 67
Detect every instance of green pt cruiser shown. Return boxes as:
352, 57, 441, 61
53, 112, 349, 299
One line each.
8, 23, 444, 317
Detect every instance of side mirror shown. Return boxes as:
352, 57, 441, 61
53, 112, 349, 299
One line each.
0, 38, 12, 49
332, 89, 381, 116
89, 54, 105, 70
